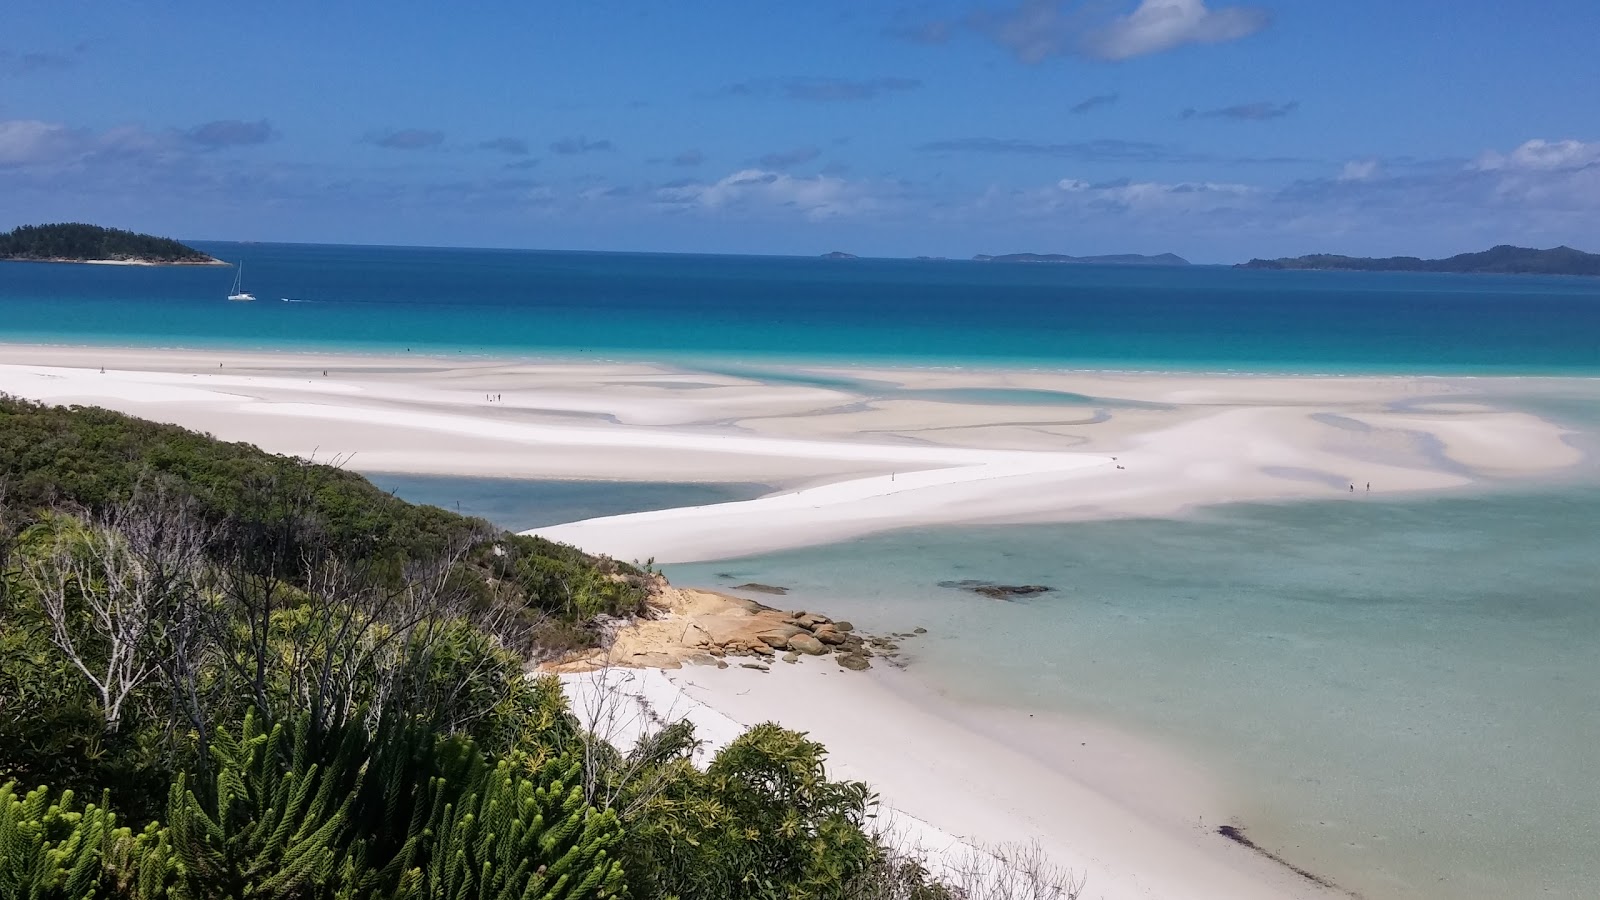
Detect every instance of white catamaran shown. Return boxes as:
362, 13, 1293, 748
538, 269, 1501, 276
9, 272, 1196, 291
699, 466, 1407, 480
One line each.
227, 262, 255, 302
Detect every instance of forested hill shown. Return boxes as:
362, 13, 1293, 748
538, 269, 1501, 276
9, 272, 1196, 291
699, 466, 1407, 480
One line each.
1238, 244, 1600, 276
0, 222, 219, 263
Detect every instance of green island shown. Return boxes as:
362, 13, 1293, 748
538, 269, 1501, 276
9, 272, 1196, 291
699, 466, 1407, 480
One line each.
1238, 244, 1600, 276
0, 395, 1061, 900
0, 223, 222, 265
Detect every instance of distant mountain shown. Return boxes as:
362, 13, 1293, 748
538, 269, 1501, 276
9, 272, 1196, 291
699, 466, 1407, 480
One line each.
973, 252, 1190, 266
819, 250, 859, 260
1239, 245, 1600, 276
0, 223, 220, 265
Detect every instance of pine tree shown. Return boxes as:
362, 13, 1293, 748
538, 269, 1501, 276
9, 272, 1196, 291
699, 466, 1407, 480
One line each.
155, 712, 369, 900
391, 755, 628, 900
0, 781, 123, 900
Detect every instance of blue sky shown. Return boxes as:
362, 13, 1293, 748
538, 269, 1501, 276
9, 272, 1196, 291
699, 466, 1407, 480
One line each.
2, 0, 1597, 261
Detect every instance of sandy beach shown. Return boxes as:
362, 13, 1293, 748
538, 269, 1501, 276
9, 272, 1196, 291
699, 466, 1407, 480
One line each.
0, 344, 1580, 564
0, 342, 1588, 899
562, 660, 1329, 900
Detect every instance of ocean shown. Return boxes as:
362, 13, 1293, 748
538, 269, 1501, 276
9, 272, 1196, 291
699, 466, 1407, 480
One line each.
5, 242, 1599, 898
2, 240, 1599, 373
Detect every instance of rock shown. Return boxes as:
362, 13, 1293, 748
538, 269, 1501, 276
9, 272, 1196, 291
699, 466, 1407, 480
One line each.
814, 628, 846, 646
733, 582, 789, 595
716, 660, 729, 669
740, 662, 770, 672
833, 621, 854, 632
748, 642, 775, 657
913, 627, 928, 634
757, 631, 793, 649
796, 613, 832, 629
782, 651, 800, 664
939, 580, 1054, 600
836, 653, 871, 671
787, 633, 827, 655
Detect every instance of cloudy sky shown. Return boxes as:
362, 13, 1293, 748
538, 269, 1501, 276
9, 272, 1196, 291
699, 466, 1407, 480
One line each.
3, 0, 1597, 261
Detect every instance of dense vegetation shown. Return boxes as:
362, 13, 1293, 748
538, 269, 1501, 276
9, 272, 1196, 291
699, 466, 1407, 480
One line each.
0, 396, 1077, 899
0, 223, 215, 263
1238, 244, 1600, 275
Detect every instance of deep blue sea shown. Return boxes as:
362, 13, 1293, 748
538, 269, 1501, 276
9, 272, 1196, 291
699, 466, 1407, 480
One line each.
2, 241, 1598, 373
5, 242, 1600, 898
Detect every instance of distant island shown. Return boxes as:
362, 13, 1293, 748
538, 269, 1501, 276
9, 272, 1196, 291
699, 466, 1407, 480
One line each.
0, 222, 223, 265
1239, 244, 1600, 276
974, 252, 1190, 266
820, 250, 859, 260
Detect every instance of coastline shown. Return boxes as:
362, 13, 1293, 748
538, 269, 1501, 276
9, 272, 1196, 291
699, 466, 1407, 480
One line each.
1, 340, 1594, 898
548, 586, 1331, 898
561, 660, 1330, 900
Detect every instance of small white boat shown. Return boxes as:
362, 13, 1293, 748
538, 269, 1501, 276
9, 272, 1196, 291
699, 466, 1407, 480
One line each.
227, 262, 255, 302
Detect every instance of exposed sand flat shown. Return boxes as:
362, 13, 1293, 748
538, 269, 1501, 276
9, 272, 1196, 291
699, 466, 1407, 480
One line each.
0, 344, 1582, 563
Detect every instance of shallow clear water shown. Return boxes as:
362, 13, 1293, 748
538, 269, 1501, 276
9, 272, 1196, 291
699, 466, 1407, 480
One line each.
667, 487, 1600, 899
365, 473, 766, 533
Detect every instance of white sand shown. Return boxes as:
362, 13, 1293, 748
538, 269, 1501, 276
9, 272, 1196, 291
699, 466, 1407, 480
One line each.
2, 342, 1586, 899
561, 662, 1323, 900
0, 344, 1581, 564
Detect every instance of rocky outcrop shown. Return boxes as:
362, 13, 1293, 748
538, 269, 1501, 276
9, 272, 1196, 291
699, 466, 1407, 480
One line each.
939, 580, 1054, 600
541, 585, 928, 674
733, 582, 790, 595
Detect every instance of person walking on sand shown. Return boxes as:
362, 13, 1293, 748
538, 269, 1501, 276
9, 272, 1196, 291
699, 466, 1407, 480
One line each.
1366, 482, 1371, 492
1349, 484, 1355, 492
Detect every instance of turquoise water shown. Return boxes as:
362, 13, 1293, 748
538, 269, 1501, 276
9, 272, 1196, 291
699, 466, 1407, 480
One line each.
366, 474, 765, 532
667, 487, 1600, 900
8, 242, 1600, 898
3, 242, 1599, 373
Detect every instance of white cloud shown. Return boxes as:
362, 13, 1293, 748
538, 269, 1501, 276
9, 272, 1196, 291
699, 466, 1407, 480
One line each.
1474, 138, 1600, 172
0, 120, 84, 166
656, 168, 879, 221
0, 118, 190, 170
1337, 159, 1381, 182
1085, 0, 1270, 61
995, 177, 1258, 218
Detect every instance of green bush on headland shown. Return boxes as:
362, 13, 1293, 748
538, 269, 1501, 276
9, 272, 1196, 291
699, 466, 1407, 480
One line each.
0, 223, 214, 263
1, 396, 1079, 898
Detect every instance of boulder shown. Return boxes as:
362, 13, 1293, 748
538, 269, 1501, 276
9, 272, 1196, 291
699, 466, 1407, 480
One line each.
836, 653, 870, 671
781, 651, 800, 664
913, 627, 928, 634
733, 582, 789, 595
787, 633, 827, 655
748, 642, 775, 657
797, 613, 832, 629
814, 628, 847, 646
833, 621, 855, 632
740, 662, 770, 672
757, 631, 793, 649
